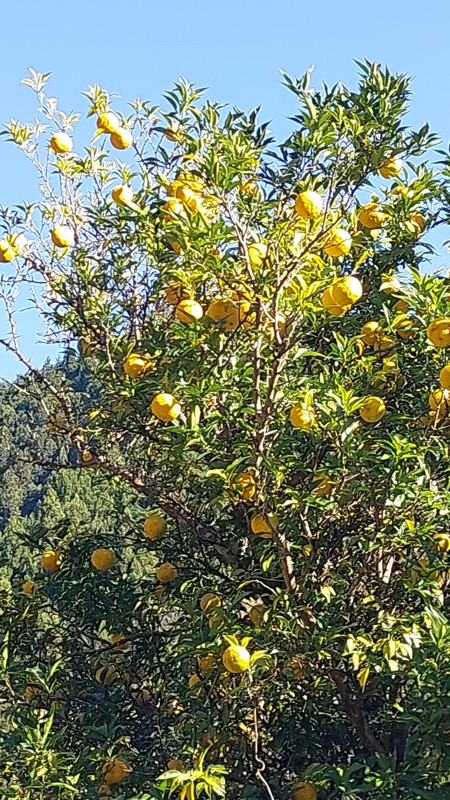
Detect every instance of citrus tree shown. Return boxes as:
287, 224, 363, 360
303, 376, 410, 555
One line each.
2, 61, 450, 799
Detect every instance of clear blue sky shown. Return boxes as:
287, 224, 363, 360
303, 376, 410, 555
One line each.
1, 0, 449, 379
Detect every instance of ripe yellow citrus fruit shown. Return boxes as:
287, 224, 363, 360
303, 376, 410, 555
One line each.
427, 319, 450, 348
123, 353, 154, 378
40, 550, 62, 572
51, 225, 74, 248
102, 759, 132, 785
379, 156, 403, 179
382, 358, 398, 374
167, 758, 185, 771
439, 364, 450, 389
434, 533, 450, 552
95, 665, 118, 685
188, 674, 202, 690
91, 548, 117, 571
111, 185, 139, 210
323, 228, 352, 257
321, 285, 349, 316
156, 563, 177, 583
143, 515, 167, 540
331, 276, 363, 306
164, 282, 192, 305
358, 203, 386, 229
206, 298, 237, 323
294, 190, 323, 219
359, 396, 386, 423
110, 128, 133, 149
410, 212, 426, 233
176, 185, 203, 213
292, 781, 317, 800
222, 643, 250, 673
248, 242, 267, 268
154, 585, 165, 599
22, 580, 36, 595
394, 299, 409, 313
200, 592, 221, 612
360, 320, 381, 346
429, 388, 450, 411
250, 513, 279, 538
151, 393, 181, 422
97, 112, 121, 133
198, 654, 216, 671
164, 123, 180, 142
232, 471, 257, 501
50, 132, 73, 154
0, 240, 17, 262
175, 299, 204, 323
290, 405, 316, 430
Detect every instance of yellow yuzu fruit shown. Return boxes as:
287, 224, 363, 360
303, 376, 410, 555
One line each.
294, 190, 323, 219
96, 112, 121, 133
200, 593, 221, 613
359, 396, 386, 423
51, 226, 74, 248
110, 128, 133, 149
331, 276, 363, 306
222, 643, 250, 673
379, 156, 403, 179
311, 475, 334, 496
292, 781, 317, 800
188, 674, 202, 690
156, 563, 177, 583
439, 364, 450, 389
40, 550, 62, 572
143, 515, 167, 540
290, 405, 316, 430
434, 533, 450, 553
358, 203, 386, 229
123, 352, 154, 378
95, 665, 117, 685
102, 759, 132, 785
91, 548, 117, 571
50, 132, 73, 154
232, 471, 257, 501
427, 319, 450, 348
429, 388, 450, 411
373, 335, 395, 354
175, 299, 203, 323
323, 228, 352, 257
151, 393, 181, 422
22, 580, 36, 595
360, 320, 381, 346
198, 654, 216, 672
410, 212, 426, 233
248, 242, 267, 268
250, 513, 279, 538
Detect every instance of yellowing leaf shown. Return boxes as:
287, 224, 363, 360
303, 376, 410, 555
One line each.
320, 584, 336, 603
357, 665, 370, 690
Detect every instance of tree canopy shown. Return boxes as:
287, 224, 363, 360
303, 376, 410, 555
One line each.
2, 61, 450, 799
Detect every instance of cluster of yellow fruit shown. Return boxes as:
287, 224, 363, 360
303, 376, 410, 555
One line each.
96, 111, 133, 150
294, 189, 352, 258
163, 173, 207, 218
99, 758, 132, 794
0, 232, 27, 263
38, 547, 117, 573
